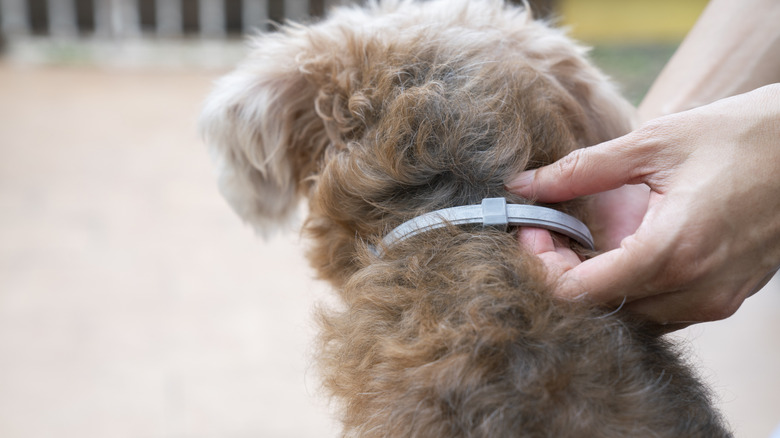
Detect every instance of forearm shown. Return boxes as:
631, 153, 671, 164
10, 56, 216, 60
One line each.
638, 0, 780, 122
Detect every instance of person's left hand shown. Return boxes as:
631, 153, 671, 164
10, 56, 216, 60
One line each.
587, 184, 650, 251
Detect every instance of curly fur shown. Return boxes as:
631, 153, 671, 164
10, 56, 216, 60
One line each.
200, 1, 732, 436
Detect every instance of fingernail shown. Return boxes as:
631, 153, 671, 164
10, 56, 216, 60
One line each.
506, 170, 535, 193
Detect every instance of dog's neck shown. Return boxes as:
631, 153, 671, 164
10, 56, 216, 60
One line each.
373, 197, 594, 257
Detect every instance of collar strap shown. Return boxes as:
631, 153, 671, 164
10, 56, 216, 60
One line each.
375, 197, 594, 256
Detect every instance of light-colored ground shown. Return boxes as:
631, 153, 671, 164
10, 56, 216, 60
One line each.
0, 64, 778, 438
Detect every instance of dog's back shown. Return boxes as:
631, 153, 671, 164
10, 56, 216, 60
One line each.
200, 1, 732, 436
320, 228, 729, 437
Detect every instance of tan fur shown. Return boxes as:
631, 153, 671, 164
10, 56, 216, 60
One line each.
200, 1, 731, 436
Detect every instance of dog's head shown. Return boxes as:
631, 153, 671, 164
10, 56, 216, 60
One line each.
200, 0, 634, 285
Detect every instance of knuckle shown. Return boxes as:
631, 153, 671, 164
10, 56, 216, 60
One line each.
632, 116, 689, 162
616, 127, 665, 179
550, 150, 581, 178
637, 115, 678, 143
553, 150, 589, 195
697, 296, 741, 322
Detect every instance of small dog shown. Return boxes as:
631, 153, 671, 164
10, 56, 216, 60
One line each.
200, 1, 732, 436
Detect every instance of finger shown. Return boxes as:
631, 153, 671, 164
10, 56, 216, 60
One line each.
749, 268, 778, 297
518, 227, 582, 278
653, 323, 692, 335
622, 289, 742, 327
555, 252, 691, 329
552, 243, 653, 304
589, 184, 650, 250
622, 271, 767, 325
623, 292, 701, 326
518, 226, 555, 254
506, 134, 650, 203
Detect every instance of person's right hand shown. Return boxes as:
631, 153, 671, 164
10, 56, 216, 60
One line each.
507, 84, 780, 326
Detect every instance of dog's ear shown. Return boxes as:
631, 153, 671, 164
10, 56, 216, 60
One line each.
200, 34, 330, 234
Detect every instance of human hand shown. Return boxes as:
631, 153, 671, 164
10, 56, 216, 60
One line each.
508, 84, 780, 326
587, 183, 650, 251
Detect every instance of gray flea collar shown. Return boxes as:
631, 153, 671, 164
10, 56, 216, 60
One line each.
375, 197, 594, 256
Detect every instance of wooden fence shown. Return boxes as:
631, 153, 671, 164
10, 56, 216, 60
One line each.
0, 0, 347, 38
0, 0, 552, 39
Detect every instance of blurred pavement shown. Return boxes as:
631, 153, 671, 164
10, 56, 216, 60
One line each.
0, 64, 778, 438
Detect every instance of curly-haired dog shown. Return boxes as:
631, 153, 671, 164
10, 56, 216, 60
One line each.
200, 1, 731, 436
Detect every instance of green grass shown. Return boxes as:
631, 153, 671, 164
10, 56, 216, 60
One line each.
587, 43, 679, 106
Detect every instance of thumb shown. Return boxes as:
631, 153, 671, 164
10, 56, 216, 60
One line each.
506, 134, 648, 203
553, 243, 651, 304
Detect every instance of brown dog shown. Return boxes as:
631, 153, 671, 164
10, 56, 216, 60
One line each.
200, 1, 731, 436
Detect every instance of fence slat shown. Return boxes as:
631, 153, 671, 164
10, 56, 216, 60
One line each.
284, 0, 308, 22
48, 0, 79, 36
200, 0, 226, 37
95, 0, 141, 37
0, 0, 30, 35
94, 0, 110, 35
0, 0, 356, 39
243, 0, 268, 34
156, 0, 182, 36
323, 0, 345, 9
118, 0, 141, 36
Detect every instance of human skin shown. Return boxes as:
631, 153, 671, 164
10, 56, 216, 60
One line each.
507, 0, 780, 327
579, 0, 780, 256
509, 84, 780, 326
638, 0, 780, 122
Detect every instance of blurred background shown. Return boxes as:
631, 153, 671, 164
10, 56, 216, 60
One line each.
1, 0, 778, 437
